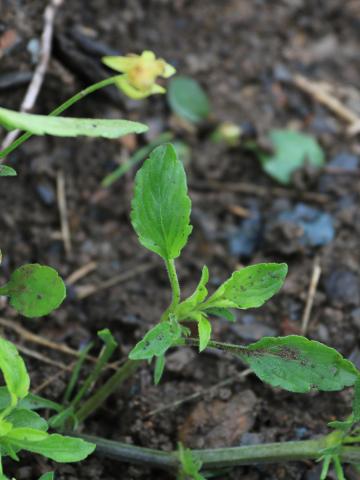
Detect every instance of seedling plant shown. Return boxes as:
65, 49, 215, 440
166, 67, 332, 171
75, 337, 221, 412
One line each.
0, 50, 360, 480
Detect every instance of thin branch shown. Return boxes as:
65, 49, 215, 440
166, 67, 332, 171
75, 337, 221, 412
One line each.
301, 256, 321, 335
1, 0, 63, 155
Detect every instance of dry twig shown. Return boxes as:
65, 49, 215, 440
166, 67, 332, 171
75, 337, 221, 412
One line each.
301, 256, 322, 335
0, 317, 101, 364
292, 74, 360, 136
1, 0, 63, 155
56, 169, 72, 257
76, 262, 157, 300
191, 180, 329, 205
145, 369, 251, 418
66, 261, 98, 285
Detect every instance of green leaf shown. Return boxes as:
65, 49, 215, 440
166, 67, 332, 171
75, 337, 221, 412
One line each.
258, 130, 325, 185
154, 354, 166, 385
0, 165, 17, 177
0, 337, 29, 402
0, 107, 148, 138
328, 419, 353, 431
39, 473, 54, 480
205, 263, 288, 310
167, 76, 210, 124
353, 377, 360, 422
197, 315, 211, 352
177, 442, 205, 480
129, 321, 182, 360
19, 392, 63, 413
206, 307, 236, 322
176, 266, 209, 319
0, 264, 66, 318
6, 427, 48, 442
7, 432, 95, 462
131, 144, 192, 260
101, 132, 174, 187
6, 409, 48, 431
236, 336, 359, 393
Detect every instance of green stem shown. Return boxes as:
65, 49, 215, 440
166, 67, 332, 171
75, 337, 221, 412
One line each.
74, 433, 360, 471
161, 259, 181, 322
185, 337, 247, 354
0, 75, 122, 159
75, 359, 141, 423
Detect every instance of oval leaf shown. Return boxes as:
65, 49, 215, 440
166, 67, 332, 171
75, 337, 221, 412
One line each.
129, 322, 181, 360
131, 144, 192, 260
167, 76, 210, 124
0, 165, 17, 176
0, 107, 148, 138
207, 263, 288, 310
0, 264, 66, 318
238, 336, 359, 393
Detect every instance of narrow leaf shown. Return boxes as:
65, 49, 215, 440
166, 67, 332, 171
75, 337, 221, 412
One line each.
353, 376, 360, 422
0, 337, 29, 401
129, 322, 181, 360
154, 354, 166, 385
206, 307, 236, 322
176, 266, 209, 319
206, 263, 288, 310
0, 107, 148, 138
131, 144, 192, 260
237, 336, 359, 393
0, 264, 66, 318
198, 315, 211, 352
19, 393, 63, 413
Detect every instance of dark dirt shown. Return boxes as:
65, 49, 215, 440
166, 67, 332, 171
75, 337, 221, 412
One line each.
1, 0, 360, 479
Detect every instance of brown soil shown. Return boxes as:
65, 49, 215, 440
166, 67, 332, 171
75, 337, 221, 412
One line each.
1, 1, 360, 479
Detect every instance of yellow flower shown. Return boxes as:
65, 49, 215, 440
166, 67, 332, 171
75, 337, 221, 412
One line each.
102, 50, 176, 100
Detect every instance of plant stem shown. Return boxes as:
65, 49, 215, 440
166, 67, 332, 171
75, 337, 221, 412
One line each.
0, 75, 121, 159
75, 359, 141, 423
74, 433, 360, 471
161, 259, 181, 322
185, 337, 247, 354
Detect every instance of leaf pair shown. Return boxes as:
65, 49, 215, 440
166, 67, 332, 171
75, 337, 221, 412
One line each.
175, 262, 288, 351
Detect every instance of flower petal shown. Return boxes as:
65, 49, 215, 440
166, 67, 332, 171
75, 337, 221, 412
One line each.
102, 56, 138, 73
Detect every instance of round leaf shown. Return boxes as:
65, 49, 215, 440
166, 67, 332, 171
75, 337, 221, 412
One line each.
0, 264, 66, 318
